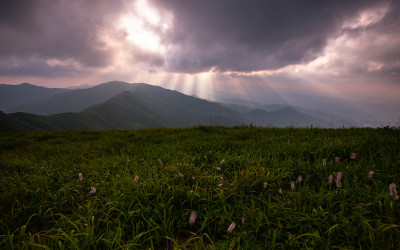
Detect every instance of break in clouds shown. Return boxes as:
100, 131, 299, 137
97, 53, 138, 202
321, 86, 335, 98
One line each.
0, 0, 399, 79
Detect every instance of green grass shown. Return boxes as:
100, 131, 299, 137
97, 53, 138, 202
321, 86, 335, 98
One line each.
0, 126, 399, 249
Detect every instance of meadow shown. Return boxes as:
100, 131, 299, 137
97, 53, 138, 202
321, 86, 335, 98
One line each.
0, 126, 399, 249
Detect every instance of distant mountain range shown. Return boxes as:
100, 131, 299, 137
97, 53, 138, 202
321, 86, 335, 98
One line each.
0, 81, 360, 131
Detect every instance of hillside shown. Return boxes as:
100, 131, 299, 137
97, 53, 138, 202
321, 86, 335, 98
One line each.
83, 84, 244, 129
7, 81, 135, 115
0, 83, 71, 112
0, 82, 358, 131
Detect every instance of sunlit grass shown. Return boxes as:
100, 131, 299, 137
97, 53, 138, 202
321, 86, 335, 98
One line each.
0, 126, 399, 248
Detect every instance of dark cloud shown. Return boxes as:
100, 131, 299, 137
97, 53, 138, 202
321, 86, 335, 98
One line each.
0, 0, 399, 78
150, 0, 392, 73
0, 0, 134, 76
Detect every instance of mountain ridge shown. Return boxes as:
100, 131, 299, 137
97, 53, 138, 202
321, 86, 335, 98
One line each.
0, 81, 358, 131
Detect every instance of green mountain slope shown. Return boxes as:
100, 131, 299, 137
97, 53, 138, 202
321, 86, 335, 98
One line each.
0, 82, 354, 131
83, 84, 245, 129
0, 84, 246, 131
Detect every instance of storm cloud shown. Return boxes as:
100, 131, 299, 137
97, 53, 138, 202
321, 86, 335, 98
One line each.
0, 0, 399, 79
0, 0, 163, 76
150, 0, 396, 73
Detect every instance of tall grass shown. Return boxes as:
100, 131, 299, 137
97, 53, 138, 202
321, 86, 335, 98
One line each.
0, 126, 399, 248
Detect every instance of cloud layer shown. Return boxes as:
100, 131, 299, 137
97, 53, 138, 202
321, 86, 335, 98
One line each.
150, 0, 398, 74
1, 0, 399, 77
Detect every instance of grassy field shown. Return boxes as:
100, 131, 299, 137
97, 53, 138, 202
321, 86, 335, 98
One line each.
0, 126, 399, 249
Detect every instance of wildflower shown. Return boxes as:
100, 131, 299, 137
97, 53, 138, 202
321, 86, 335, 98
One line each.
335, 157, 340, 163
134, 176, 139, 182
298, 175, 303, 183
227, 222, 236, 234
220, 176, 223, 180
368, 171, 374, 179
192, 176, 195, 180
216, 167, 221, 171
328, 175, 333, 185
323, 159, 327, 167
220, 159, 225, 164
196, 193, 200, 198
89, 187, 96, 194
389, 183, 397, 197
263, 182, 268, 189
189, 211, 197, 226
178, 173, 183, 177
287, 139, 290, 146
78, 173, 83, 181
278, 188, 283, 194
242, 217, 245, 225
158, 159, 163, 165
84, 223, 88, 227
218, 183, 223, 188
350, 153, 357, 160
336, 172, 342, 188
291, 182, 295, 191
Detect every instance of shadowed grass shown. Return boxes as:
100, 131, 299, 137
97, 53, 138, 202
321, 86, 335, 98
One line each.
0, 126, 399, 248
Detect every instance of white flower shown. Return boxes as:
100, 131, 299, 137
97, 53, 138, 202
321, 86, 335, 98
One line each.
263, 182, 268, 189
78, 173, 83, 181
328, 175, 333, 185
227, 222, 236, 234
336, 172, 342, 188
189, 211, 197, 226
368, 171, 374, 179
220, 159, 225, 164
89, 187, 96, 194
278, 188, 283, 194
297, 175, 303, 183
216, 167, 221, 171
134, 176, 139, 182
389, 183, 397, 197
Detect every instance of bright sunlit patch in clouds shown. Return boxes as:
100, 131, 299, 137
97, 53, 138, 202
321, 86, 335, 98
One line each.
117, 0, 171, 53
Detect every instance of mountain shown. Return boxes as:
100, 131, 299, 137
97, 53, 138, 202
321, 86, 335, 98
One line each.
0, 82, 360, 131
7, 81, 137, 115
245, 107, 331, 127
0, 83, 245, 131
0, 83, 71, 112
223, 99, 359, 127
82, 84, 245, 129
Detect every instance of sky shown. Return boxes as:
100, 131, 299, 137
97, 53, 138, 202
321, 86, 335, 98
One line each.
1, 0, 399, 122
